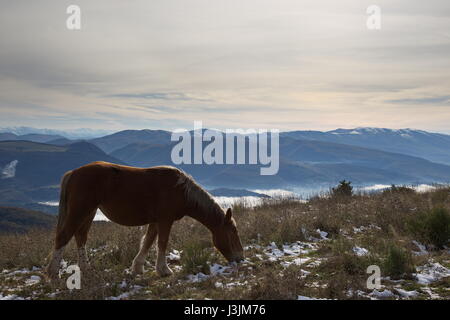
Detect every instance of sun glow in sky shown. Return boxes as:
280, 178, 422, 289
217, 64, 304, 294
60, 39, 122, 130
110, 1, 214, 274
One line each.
1, 0, 450, 133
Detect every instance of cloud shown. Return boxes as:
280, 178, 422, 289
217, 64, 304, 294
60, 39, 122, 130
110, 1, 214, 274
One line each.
0, 0, 450, 132
108, 92, 212, 102
385, 96, 450, 105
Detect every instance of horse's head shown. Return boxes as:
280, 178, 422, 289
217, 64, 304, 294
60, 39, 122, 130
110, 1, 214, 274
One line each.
212, 208, 244, 263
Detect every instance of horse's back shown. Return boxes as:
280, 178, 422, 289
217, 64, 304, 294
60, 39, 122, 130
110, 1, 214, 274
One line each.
66, 162, 186, 225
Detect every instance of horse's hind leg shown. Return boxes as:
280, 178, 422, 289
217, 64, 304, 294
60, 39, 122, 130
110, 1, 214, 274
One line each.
131, 223, 158, 275
74, 209, 97, 272
46, 218, 78, 280
46, 205, 96, 280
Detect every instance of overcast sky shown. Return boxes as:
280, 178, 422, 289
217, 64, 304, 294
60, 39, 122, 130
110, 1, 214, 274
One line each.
1, 0, 450, 133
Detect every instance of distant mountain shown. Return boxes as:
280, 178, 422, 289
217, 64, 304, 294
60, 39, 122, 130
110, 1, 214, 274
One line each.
0, 141, 125, 206
0, 133, 18, 141
2, 127, 450, 210
0, 132, 65, 143
282, 128, 450, 165
46, 137, 76, 146
90, 129, 171, 153
109, 134, 450, 189
0, 206, 56, 234
0, 127, 113, 139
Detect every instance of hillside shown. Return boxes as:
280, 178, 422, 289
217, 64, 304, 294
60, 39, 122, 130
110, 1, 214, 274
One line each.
0, 186, 448, 300
0, 206, 56, 233
90, 129, 171, 153
0, 141, 125, 207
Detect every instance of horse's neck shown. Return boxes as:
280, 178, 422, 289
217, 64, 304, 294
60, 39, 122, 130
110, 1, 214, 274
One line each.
188, 205, 224, 232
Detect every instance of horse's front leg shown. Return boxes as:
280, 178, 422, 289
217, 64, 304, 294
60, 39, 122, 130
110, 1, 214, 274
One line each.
131, 223, 157, 275
155, 221, 173, 277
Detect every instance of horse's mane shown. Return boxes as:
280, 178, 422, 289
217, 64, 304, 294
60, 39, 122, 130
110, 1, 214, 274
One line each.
175, 170, 225, 225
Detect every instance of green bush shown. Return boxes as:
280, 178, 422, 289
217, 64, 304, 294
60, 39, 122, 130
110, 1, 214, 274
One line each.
180, 240, 211, 275
426, 208, 450, 248
383, 245, 414, 279
408, 207, 450, 248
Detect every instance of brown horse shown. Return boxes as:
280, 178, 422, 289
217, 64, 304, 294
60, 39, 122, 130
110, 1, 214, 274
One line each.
45, 161, 244, 279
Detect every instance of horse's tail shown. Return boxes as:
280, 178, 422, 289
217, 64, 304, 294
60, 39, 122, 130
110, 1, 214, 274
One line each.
56, 170, 73, 232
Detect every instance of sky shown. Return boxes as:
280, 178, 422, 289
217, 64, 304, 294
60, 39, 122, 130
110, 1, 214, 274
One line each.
0, 0, 450, 133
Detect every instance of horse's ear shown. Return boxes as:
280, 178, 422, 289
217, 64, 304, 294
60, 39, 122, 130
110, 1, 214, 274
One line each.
225, 208, 232, 223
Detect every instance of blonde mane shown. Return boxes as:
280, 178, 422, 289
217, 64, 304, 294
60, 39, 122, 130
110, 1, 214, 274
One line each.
175, 170, 225, 223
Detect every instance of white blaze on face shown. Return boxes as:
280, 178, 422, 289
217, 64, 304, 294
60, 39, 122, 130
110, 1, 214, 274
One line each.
1, 160, 18, 179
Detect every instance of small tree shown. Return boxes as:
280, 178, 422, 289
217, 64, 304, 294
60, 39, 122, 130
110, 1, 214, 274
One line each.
383, 184, 415, 195
331, 180, 353, 197
384, 244, 414, 279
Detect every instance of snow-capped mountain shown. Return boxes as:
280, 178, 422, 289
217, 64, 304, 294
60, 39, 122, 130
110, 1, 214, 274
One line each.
282, 128, 450, 165
0, 127, 113, 139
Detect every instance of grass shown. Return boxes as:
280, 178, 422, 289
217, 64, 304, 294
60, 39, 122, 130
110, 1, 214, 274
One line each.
180, 240, 212, 275
0, 185, 449, 300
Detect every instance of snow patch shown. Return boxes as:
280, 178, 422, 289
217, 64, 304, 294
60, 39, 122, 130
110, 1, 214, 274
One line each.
394, 288, 418, 298
0, 294, 25, 300
352, 246, 369, 256
369, 289, 395, 299
414, 262, 450, 284
316, 229, 328, 240
412, 241, 428, 256
297, 295, 328, 300
1, 160, 18, 179
106, 285, 143, 300
167, 250, 181, 261
25, 275, 41, 286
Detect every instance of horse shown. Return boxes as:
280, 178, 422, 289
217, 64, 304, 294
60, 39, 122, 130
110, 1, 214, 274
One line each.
45, 161, 244, 279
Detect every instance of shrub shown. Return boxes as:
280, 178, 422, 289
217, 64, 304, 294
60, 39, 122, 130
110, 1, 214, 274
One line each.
383, 244, 414, 279
425, 208, 450, 248
331, 180, 353, 198
321, 238, 377, 276
430, 189, 450, 207
408, 207, 450, 248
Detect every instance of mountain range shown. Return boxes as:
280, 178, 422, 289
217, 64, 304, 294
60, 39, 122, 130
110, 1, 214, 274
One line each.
282, 128, 450, 165
1, 127, 450, 212
0, 140, 123, 210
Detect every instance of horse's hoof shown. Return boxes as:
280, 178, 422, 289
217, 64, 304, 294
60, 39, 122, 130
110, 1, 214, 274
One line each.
156, 265, 173, 277
44, 269, 59, 283
131, 264, 144, 275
